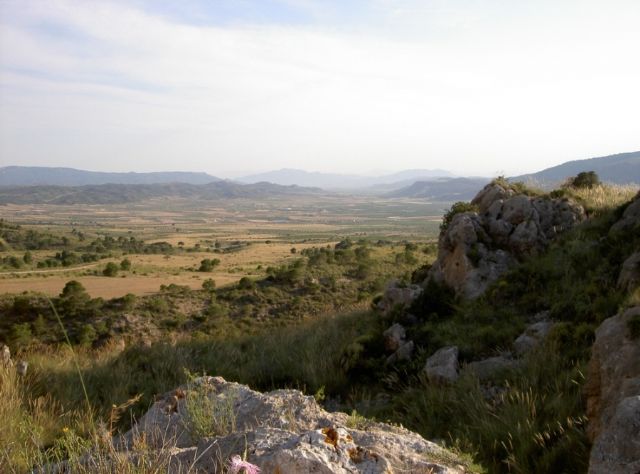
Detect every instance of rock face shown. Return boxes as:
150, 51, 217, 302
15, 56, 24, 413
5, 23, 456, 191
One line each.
424, 346, 459, 384
428, 182, 585, 298
584, 306, 640, 474
118, 376, 466, 473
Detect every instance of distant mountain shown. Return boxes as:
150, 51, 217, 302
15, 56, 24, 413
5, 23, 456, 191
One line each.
386, 177, 491, 201
0, 181, 322, 205
237, 168, 454, 189
0, 166, 221, 186
512, 151, 640, 187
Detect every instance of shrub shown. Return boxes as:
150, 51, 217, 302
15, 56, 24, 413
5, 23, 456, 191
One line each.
440, 202, 479, 233
566, 171, 600, 189
103, 262, 119, 277
199, 258, 221, 272
119, 258, 131, 271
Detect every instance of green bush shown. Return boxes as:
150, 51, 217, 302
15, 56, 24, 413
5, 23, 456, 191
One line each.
440, 202, 479, 233
103, 262, 119, 277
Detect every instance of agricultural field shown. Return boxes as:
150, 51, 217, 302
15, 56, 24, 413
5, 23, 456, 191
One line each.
0, 195, 446, 298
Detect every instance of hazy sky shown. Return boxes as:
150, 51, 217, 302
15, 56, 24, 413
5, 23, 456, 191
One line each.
1, 0, 639, 178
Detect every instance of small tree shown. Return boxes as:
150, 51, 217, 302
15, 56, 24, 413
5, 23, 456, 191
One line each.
103, 262, 119, 277
566, 171, 600, 189
120, 258, 131, 271
23, 251, 33, 264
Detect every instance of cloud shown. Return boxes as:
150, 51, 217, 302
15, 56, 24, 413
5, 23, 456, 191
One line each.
1, 0, 639, 176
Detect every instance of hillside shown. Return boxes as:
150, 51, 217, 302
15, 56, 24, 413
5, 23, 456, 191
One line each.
0, 166, 221, 186
385, 177, 490, 200
512, 151, 640, 187
238, 168, 455, 189
0, 181, 323, 205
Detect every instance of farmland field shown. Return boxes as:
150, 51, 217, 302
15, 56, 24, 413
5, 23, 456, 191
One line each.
0, 195, 447, 298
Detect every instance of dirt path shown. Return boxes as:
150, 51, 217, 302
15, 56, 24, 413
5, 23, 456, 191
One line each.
0, 262, 102, 275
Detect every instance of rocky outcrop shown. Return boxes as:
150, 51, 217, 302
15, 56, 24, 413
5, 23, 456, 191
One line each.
424, 346, 459, 384
116, 376, 467, 473
428, 182, 585, 298
585, 306, 640, 474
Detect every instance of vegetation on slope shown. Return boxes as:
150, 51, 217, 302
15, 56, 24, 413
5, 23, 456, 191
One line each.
1, 179, 638, 473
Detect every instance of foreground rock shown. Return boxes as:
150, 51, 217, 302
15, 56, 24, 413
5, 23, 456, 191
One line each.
428, 182, 585, 298
116, 376, 467, 473
585, 306, 640, 474
513, 321, 555, 356
424, 346, 459, 384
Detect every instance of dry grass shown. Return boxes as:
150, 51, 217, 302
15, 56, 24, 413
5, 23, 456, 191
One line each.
568, 183, 638, 215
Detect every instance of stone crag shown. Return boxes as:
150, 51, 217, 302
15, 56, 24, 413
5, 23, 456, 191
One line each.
428, 182, 585, 299
114, 376, 468, 473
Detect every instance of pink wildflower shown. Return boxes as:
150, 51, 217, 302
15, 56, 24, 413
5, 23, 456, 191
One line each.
228, 455, 260, 474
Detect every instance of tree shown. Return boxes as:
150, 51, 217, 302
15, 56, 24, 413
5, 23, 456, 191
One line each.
199, 258, 221, 272
120, 258, 131, 271
566, 171, 600, 189
103, 262, 119, 277
23, 251, 33, 264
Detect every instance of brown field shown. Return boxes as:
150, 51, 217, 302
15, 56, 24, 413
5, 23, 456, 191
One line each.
0, 195, 444, 298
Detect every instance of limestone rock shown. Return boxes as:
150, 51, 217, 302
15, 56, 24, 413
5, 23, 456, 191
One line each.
618, 252, 640, 292
585, 306, 640, 474
513, 321, 555, 356
464, 355, 518, 381
424, 346, 459, 384
428, 182, 584, 299
386, 340, 414, 365
118, 376, 466, 473
383, 323, 406, 353
377, 280, 422, 314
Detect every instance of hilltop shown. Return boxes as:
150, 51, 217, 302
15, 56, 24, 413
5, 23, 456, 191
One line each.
512, 151, 640, 187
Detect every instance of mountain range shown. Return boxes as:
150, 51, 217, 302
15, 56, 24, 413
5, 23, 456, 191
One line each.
0, 167, 221, 186
511, 151, 640, 187
0, 181, 321, 205
237, 168, 455, 189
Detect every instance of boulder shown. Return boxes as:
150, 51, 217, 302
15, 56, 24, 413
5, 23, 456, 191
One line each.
383, 323, 406, 353
377, 281, 423, 314
428, 182, 584, 299
464, 355, 518, 381
618, 252, 640, 292
117, 376, 466, 473
585, 306, 640, 473
386, 340, 415, 365
424, 346, 459, 384
513, 321, 555, 356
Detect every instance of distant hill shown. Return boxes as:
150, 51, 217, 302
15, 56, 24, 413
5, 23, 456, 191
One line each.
385, 177, 491, 201
0, 181, 323, 205
0, 166, 221, 186
238, 168, 454, 189
512, 151, 640, 187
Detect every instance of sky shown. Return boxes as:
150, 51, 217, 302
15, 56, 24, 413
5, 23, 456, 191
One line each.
0, 0, 639, 178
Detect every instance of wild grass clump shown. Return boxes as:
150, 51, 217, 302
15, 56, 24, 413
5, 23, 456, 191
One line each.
393, 345, 589, 473
560, 183, 638, 216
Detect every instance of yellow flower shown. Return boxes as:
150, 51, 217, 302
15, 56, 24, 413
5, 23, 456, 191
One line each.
62, 427, 69, 433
